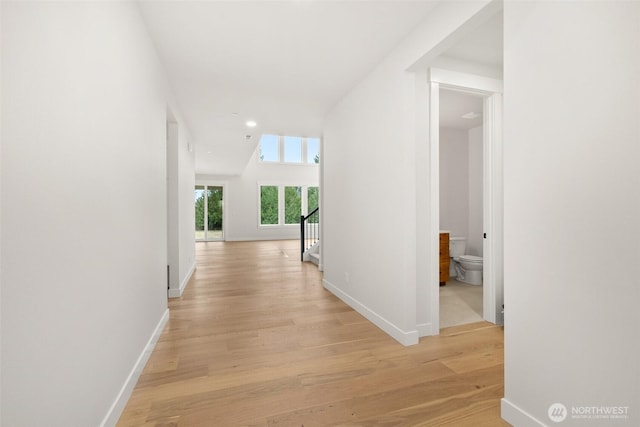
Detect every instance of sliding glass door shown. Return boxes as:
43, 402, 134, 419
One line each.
195, 185, 224, 241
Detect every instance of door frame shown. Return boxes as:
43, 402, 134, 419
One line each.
426, 68, 504, 333
195, 182, 226, 242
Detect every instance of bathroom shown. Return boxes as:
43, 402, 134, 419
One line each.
439, 88, 484, 328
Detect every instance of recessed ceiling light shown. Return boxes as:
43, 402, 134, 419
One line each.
246, 120, 257, 128
462, 112, 482, 120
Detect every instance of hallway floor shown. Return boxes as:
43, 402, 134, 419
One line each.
117, 240, 508, 426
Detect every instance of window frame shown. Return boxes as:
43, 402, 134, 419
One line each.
258, 185, 280, 226
258, 183, 319, 228
257, 135, 321, 165
195, 183, 225, 241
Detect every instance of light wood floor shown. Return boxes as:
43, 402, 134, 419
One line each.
117, 240, 509, 427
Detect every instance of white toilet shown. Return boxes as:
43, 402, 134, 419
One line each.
449, 237, 483, 286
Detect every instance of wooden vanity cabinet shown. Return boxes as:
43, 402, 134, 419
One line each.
439, 232, 450, 286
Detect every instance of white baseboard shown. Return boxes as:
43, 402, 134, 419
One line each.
225, 236, 298, 242
323, 279, 419, 346
501, 398, 546, 427
100, 309, 170, 427
416, 322, 435, 337
168, 262, 195, 298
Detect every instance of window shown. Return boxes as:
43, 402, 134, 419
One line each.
307, 186, 319, 212
284, 136, 302, 163
260, 185, 279, 225
307, 138, 320, 164
259, 134, 279, 162
284, 186, 302, 224
195, 186, 205, 238
258, 135, 320, 164
259, 184, 318, 226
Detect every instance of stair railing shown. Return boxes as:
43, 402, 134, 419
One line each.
300, 207, 319, 261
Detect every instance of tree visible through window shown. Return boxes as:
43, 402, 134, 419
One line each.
284, 186, 302, 224
259, 185, 318, 226
260, 186, 279, 225
206, 187, 223, 232
195, 185, 224, 240
307, 138, 320, 164
307, 186, 319, 211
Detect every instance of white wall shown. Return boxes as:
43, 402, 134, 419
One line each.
198, 148, 319, 241
178, 126, 196, 293
167, 120, 196, 298
431, 55, 503, 81
1, 2, 173, 425
502, 2, 640, 426
439, 126, 483, 257
324, 1, 493, 344
467, 125, 483, 257
0, 2, 3, 419
439, 128, 469, 240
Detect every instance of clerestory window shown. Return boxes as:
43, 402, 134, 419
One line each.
258, 134, 320, 164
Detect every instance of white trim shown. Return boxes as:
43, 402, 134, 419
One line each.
257, 183, 318, 227
100, 309, 170, 427
429, 68, 503, 94
225, 236, 299, 242
258, 134, 321, 166
168, 261, 195, 298
414, 70, 431, 337
318, 134, 324, 274
323, 279, 419, 346
416, 322, 435, 337
501, 398, 547, 427
482, 93, 504, 324
428, 81, 441, 335
426, 69, 504, 335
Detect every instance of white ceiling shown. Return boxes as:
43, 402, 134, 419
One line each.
437, 11, 502, 131
439, 90, 485, 130
139, 0, 439, 175
139, 1, 502, 175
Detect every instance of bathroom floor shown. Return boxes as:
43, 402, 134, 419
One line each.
440, 279, 483, 328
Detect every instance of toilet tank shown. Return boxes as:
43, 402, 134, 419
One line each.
449, 237, 467, 257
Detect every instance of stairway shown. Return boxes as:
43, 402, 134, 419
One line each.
303, 240, 321, 266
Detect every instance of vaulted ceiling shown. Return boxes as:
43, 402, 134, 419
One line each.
139, 1, 502, 175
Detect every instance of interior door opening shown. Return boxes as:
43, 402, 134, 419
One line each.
421, 68, 504, 337
438, 88, 486, 329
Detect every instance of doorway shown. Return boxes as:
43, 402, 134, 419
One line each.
439, 88, 485, 328
195, 185, 225, 241
424, 68, 504, 334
